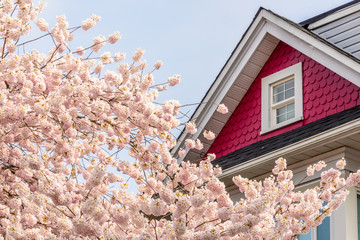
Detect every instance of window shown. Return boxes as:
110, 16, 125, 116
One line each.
298, 229, 312, 240
298, 201, 330, 240
261, 62, 303, 134
317, 216, 330, 240
298, 219, 330, 240
273, 78, 295, 124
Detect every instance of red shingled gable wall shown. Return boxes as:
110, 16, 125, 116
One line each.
207, 41, 360, 158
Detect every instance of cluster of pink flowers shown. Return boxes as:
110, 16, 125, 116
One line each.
306, 160, 327, 176
203, 130, 216, 140
0, 1, 358, 239
35, 18, 49, 32
186, 121, 197, 134
168, 74, 181, 86
108, 31, 121, 44
81, 14, 101, 31
217, 103, 229, 114
154, 60, 163, 70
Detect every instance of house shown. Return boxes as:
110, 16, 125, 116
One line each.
172, 1, 360, 239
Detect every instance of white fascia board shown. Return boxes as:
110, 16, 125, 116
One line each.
220, 118, 360, 179
171, 15, 269, 160
308, 2, 360, 30
262, 10, 360, 87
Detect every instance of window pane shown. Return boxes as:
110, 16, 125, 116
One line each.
273, 79, 295, 104
317, 217, 330, 240
287, 110, 295, 119
285, 79, 294, 90
285, 88, 294, 99
317, 201, 330, 240
274, 84, 284, 94
274, 93, 284, 103
277, 105, 287, 115
287, 102, 294, 111
276, 113, 286, 124
276, 103, 295, 124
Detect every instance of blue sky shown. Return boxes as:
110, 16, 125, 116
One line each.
36, 0, 351, 116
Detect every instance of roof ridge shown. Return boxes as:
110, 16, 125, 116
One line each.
300, 0, 360, 27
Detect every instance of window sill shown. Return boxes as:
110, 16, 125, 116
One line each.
260, 115, 303, 135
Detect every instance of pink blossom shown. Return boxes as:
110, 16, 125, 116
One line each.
206, 177, 225, 197
321, 168, 340, 181
217, 103, 228, 114
151, 199, 167, 216
245, 185, 258, 199
23, 214, 37, 227
314, 161, 326, 171
114, 52, 126, 62
168, 74, 181, 86
186, 121, 197, 135
36, 18, 49, 31
101, 52, 113, 64
173, 216, 187, 236
82, 17, 96, 31
275, 157, 287, 171
195, 139, 203, 150
190, 193, 207, 208
207, 153, 216, 161
111, 205, 129, 227
336, 158, 346, 170
91, 35, 106, 52
159, 187, 175, 204
272, 166, 280, 175
203, 130, 215, 140
175, 197, 191, 215
178, 148, 186, 157
132, 48, 145, 62
218, 207, 233, 220
94, 62, 104, 74
76, 46, 85, 55
6, 43, 16, 53
108, 31, 121, 44
346, 172, 360, 187
217, 194, 233, 208
185, 139, 196, 149
307, 166, 314, 176
154, 60, 163, 69
157, 85, 168, 91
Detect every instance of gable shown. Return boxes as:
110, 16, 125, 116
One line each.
207, 41, 360, 158
172, 8, 360, 164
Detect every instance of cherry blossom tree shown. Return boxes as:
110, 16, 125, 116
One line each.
0, 1, 359, 239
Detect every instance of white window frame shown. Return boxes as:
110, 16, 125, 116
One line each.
260, 62, 303, 134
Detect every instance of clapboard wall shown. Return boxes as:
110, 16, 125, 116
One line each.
311, 9, 360, 59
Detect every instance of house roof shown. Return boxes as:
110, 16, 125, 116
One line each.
172, 2, 360, 167
212, 105, 360, 170
299, 0, 360, 27
303, 1, 360, 59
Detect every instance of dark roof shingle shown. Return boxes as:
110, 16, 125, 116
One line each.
212, 105, 360, 170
